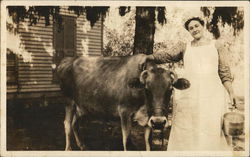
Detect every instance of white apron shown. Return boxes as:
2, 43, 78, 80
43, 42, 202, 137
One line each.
167, 41, 231, 151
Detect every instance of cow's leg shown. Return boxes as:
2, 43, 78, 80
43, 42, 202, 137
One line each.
144, 126, 152, 151
64, 100, 75, 151
118, 106, 132, 151
72, 114, 87, 150
120, 115, 132, 151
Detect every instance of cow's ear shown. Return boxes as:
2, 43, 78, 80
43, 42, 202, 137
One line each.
140, 70, 148, 84
173, 78, 190, 90
128, 78, 145, 89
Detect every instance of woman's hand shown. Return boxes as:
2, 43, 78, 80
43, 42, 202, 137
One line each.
222, 81, 237, 109
229, 93, 237, 109
138, 54, 154, 71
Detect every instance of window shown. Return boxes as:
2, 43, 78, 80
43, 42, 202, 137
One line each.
7, 51, 18, 85
53, 15, 76, 83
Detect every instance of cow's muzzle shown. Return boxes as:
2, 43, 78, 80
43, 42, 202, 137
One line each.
148, 116, 168, 130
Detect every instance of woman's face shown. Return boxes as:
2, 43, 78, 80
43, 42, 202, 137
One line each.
187, 20, 204, 40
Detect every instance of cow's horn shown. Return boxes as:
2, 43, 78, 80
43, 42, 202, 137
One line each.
170, 71, 178, 83
140, 70, 148, 84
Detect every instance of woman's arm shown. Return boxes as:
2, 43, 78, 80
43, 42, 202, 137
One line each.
215, 41, 236, 105
146, 41, 186, 64
223, 82, 236, 105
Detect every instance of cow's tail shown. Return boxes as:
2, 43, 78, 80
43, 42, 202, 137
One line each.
56, 57, 77, 98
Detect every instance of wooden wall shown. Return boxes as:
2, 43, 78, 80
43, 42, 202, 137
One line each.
7, 7, 103, 99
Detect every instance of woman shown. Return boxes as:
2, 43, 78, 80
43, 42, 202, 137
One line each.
143, 17, 236, 150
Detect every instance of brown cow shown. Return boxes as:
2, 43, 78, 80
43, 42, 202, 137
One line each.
57, 54, 190, 151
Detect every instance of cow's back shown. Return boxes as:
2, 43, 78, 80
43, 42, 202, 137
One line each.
59, 54, 151, 115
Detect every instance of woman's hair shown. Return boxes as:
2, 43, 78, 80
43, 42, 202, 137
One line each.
184, 17, 205, 30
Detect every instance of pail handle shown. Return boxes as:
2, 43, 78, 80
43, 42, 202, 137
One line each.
228, 102, 237, 112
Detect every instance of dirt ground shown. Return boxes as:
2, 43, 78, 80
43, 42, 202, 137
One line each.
7, 97, 170, 151
7, 97, 244, 151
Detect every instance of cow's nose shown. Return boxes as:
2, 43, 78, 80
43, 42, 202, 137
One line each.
148, 116, 168, 130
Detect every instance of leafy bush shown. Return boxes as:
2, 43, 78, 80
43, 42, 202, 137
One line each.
103, 11, 135, 56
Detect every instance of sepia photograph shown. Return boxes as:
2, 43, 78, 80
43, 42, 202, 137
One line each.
1, 1, 249, 157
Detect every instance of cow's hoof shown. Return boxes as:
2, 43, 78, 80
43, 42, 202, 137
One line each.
79, 145, 87, 150
65, 147, 72, 151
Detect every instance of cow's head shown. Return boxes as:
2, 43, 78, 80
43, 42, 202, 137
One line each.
133, 66, 190, 130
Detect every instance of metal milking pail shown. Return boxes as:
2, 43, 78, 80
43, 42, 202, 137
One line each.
223, 103, 244, 137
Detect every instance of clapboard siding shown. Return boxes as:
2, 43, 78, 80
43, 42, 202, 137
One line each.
20, 84, 59, 88
18, 66, 52, 71
76, 42, 102, 47
21, 38, 53, 44
20, 81, 53, 85
88, 50, 102, 54
18, 78, 53, 82
60, 7, 78, 17
22, 50, 53, 54
18, 24, 52, 30
7, 16, 55, 94
21, 57, 52, 61
20, 40, 53, 45
18, 58, 52, 62
77, 33, 102, 39
18, 87, 61, 93
76, 17, 102, 56
18, 25, 53, 30
7, 8, 103, 98
19, 74, 53, 78
25, 51, 54, 55
18, 23, 53, 28
20, 34, 52, 40
18, 27, 53, 33
88, 28, 102, 34
18, 62, 53, 66
19, 30, 53, 36
19, 71, 52, 75
23, 45, 54, 50
89, 46, 103, 51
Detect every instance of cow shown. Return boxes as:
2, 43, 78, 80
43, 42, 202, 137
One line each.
56, 54, 190, 151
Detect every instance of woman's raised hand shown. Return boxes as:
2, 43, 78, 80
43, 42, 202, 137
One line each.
137, 54, 154, 71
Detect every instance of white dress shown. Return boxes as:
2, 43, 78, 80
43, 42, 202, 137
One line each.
167, 41, 231, 151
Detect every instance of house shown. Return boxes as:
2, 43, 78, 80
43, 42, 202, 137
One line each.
7, 7, 104, 100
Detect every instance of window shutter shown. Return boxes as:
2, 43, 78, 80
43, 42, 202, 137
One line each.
7, 52, 17, 85
54, 22, 64, 51
53, 21, 64, 67
64, 17, 76, 57
53, 15, 76, 83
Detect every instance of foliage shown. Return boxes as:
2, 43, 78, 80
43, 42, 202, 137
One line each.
7, 6, 109, 28
201, 7, 244, 39
103, 11, 135, 56
68, 6, 109, 27
7, 6, 244, 38
119, 7, 131, 16
7, 6, 61, 26
156, 7, 167, 25
119, 6, 166, 25
103, 28, 134, 56
6, 21, 18, 34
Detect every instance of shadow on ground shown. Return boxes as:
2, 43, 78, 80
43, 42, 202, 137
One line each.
7, 97, 170, 151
